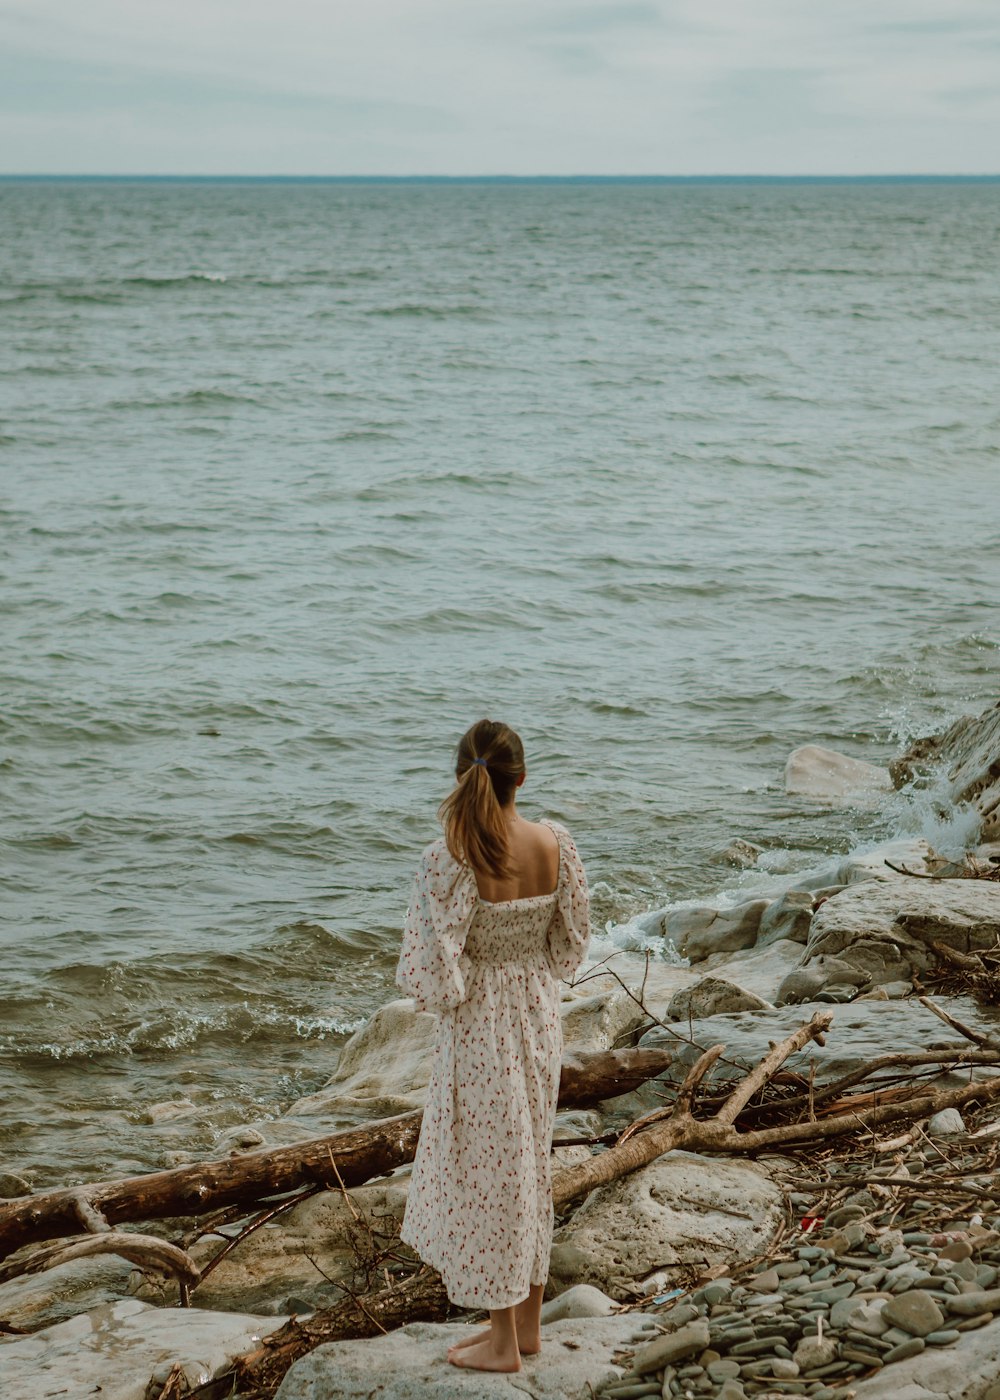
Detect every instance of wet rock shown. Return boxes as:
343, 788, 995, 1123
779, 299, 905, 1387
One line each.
548, 1153, 783, 1300
142, 1099, 198, 1124
0, 1255, 135, 1332
558, 987, 649, 1052
274, 1314, 651, 1399
666, 977, 772, 1022
784, 745, 894, 803
892, 700, 1000, 841
702, 939, 803, 1003
0, 1298, 286, 1400
756, 891, 815, 947
711, 839, 762, 869
664, 901, 770, 963
0, 1171, 31, 1198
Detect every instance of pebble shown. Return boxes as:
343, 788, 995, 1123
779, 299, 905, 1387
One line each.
882, 1289, 945, 1337
884, 1336, 926, 1364
925, 1328, 961, 1344
842, 1346, 883, 1367
632, 1319, 711, 1373
707, 1359, 741, 1381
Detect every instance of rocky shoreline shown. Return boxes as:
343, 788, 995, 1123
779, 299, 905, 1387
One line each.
4, 701, 1000, 1400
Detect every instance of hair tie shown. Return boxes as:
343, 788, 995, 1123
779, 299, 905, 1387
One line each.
471, 757, 487, 768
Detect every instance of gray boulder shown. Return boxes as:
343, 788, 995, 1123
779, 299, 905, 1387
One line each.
664, 900, 770, 962
667, 976, 772, 1021
756, 890, 814, 946
795, 876, 1000, 989
548, 1152, 783, 1300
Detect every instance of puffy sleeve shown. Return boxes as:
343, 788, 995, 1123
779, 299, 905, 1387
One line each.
395, 840, 478, 1013
544, 821, 591, 980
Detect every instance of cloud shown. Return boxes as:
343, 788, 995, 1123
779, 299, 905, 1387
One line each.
0, 0, 998, 173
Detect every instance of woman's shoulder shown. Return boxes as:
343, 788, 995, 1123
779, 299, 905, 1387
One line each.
537, 817, 574, 844
416, 836, 473, 887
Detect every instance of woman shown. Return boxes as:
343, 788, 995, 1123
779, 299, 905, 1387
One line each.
396, 718, 590, 1374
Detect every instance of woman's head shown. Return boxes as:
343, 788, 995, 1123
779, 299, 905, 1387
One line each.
439, 719, 526, 878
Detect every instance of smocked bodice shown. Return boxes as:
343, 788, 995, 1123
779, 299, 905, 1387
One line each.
462, 894, 560, 966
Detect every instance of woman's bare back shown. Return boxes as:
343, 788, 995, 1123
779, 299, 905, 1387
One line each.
474, 816, 560, 903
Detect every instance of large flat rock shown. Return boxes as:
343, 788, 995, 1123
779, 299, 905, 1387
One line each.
0, 1298, 286, 1400
274, 1314, 652, 1400
548, 1152, 783, 1299
800, 876, 1000, 986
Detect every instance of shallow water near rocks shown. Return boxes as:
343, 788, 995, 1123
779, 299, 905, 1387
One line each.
2, 178, 1000, 1186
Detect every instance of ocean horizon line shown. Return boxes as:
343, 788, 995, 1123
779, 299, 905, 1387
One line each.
3, 172, 1000, 185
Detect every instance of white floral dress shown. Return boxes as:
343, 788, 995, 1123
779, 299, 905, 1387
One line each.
395, 819, 590, 1310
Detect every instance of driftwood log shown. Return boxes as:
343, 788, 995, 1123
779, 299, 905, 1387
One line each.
0, 1047, 672, 1263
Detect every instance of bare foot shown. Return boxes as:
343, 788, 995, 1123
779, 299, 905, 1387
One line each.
448, 1336, 521, 1373
447, 1326, 491, 1355
447, 1320, 540, 1357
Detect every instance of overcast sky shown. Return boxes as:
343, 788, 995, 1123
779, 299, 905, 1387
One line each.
2, 0, 999, 175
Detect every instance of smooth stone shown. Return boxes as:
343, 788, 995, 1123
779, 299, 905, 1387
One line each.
749, 1268, 780, 1292
842, 1347, 883, 1367
771, 1357, 800, 1378
947, 1288, 1000, 1316
928, 1108, 967, 1136
541, 1283, 618, 1323
925, 1329, 961, 1344
707, 1357, 742, 1380
699, 1280, 734, 1307
883, 1337, 926, 1364
665, 901, 771, 963
632, 1319, 711, 1373
775, 1262, 806, 1279
756, 891, 815, 947
956, 1312, 995, 1330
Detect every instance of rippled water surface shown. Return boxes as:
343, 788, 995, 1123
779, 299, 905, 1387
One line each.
2, 179, 999, 1184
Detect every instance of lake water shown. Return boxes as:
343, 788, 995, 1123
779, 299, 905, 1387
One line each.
2, 178, 999, 1187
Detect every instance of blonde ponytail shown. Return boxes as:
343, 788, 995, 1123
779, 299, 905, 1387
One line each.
439, 720, 525, 879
